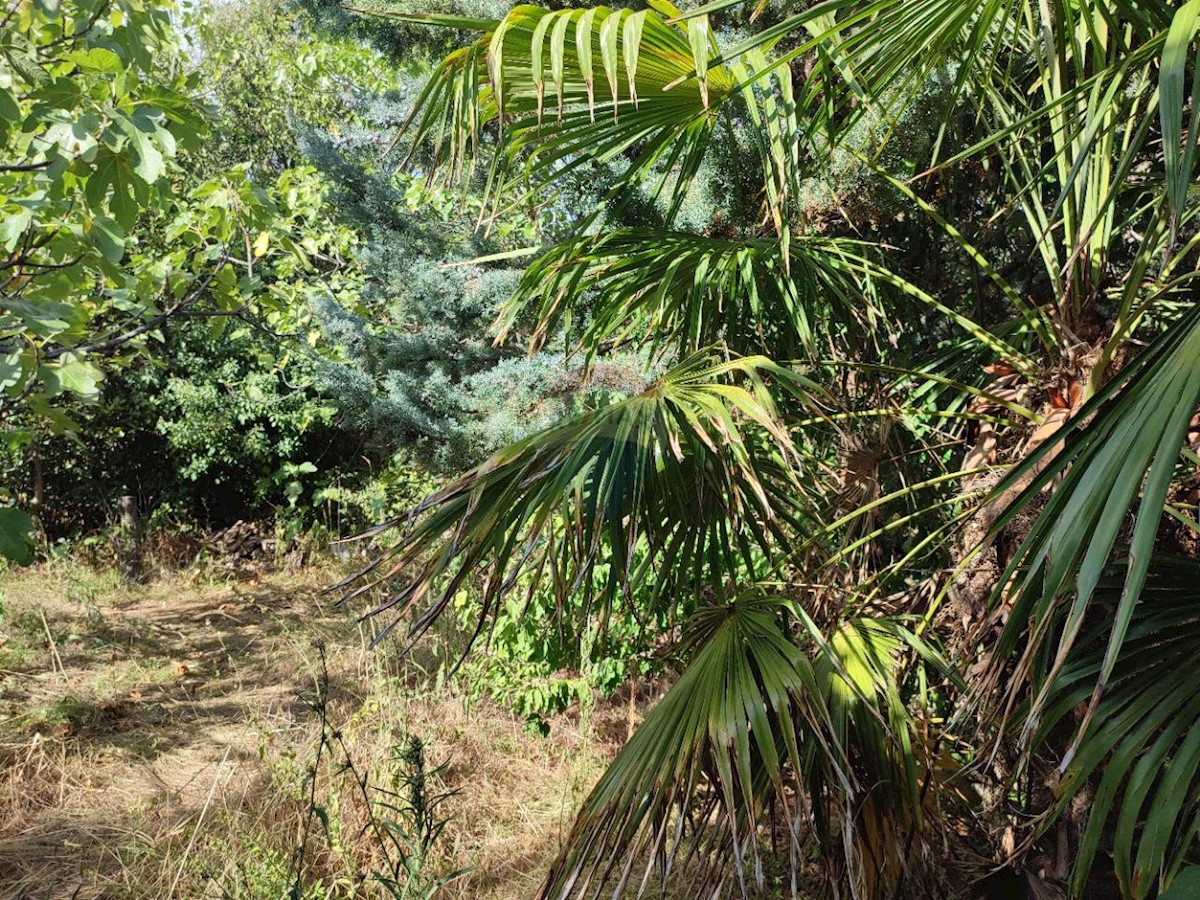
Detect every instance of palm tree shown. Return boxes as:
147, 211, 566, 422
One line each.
343, 2, 1200, 896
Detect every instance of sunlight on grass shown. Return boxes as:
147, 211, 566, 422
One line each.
0, 563, 642, 898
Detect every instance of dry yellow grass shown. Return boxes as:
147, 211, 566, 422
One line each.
0, 560, 630, 899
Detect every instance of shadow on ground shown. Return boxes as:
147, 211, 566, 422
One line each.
0, 564, 613, 900
0, 567, 356, 896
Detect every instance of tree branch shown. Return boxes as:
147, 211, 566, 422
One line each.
60, 255, 233, 358
0, 161, 52, 173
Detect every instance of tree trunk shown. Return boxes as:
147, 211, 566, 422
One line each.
118, 495, 142, 582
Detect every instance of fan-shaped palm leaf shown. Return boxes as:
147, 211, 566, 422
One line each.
542, 596, 955, 899
984, 304, 1200, 747
376, 3, 736, 218
1034, 556, 1200, 898
499, 229, 887, 361
336, 354, 829, 650
541, 594, 833, 899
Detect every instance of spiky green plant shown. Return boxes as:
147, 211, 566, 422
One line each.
341, 2, 1200, 896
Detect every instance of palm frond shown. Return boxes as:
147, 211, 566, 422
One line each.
541, 597, 954, 899
336, 354, 828, 650
499, 230, 887, 361
1035, 556, 1200, 899
985, 304, 1200, 747
380, 4, 735, 217
1159, 0, 1200, 234
540, 594, 832, 899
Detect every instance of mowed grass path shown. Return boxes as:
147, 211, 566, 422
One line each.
0, 562, 622, 899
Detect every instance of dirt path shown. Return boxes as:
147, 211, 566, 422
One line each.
0, 564, 608, 899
